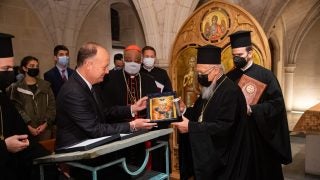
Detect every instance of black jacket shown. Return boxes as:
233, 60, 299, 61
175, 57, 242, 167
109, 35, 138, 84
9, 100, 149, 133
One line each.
140, 66, 172, 93
0, 91, 48, 180
55, 72, 131, 149
227, 64, 292, 179
100, 69, 158, 121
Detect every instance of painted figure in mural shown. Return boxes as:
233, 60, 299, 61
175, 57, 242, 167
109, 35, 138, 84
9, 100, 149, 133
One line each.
204, 15, 223, 40
183, 56, 200, 107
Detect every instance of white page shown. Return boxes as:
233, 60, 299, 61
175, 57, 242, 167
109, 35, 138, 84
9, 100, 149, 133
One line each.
120, 133, 132, 137
65, 136, 111, 149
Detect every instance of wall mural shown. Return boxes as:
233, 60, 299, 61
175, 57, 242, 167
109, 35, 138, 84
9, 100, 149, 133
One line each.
169, 0, 271, 178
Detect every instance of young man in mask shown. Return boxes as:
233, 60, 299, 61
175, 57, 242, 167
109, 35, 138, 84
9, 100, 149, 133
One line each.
44, 45, 74, 97
140, 45, 173, 172
173, 45, 252, 180
226, 30, 292, 179
0, 33, 56, 180
110, 53, 124, 72
140, 46, 172, 93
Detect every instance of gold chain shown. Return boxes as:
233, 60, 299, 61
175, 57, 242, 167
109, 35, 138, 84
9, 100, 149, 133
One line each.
122, 70, 142, 104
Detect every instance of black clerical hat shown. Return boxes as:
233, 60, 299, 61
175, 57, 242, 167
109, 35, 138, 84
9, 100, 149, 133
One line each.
229, 30, 252, 48
196, 45, 221, 64
0, 33, 14, 58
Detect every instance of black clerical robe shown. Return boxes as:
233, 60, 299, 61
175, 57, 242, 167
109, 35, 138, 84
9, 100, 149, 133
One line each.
227, 63, 292, 179
180, 75, 252, 180
0, 91, 49, 180
140, 66, 173, 92
101, 70, 158, 121
100, 70, 158, 166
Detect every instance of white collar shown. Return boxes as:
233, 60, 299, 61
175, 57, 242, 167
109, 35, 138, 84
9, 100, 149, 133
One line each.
56, 64, 67, 72
76, 70, 92, 90
241, 60, 253, 71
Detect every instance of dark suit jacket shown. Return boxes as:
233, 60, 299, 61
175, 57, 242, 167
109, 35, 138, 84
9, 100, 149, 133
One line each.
44, 66, 74, 97
55, 72, 131, 149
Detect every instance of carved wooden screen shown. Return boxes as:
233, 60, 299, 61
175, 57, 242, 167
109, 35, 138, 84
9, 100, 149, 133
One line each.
168, 0, 271, 178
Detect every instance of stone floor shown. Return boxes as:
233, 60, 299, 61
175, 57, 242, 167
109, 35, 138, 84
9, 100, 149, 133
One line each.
283, 112, 320, 180
283, 135, 320, 180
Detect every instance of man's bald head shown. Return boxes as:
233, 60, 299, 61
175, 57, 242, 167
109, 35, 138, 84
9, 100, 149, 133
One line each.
76, 42, 110, 84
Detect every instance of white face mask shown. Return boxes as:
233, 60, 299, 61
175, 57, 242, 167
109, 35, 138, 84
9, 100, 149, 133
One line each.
124, 62, 141, 75
143, 57, 155, 68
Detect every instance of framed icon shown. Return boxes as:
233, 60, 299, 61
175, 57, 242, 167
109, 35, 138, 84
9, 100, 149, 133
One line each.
147, 92, 180, 123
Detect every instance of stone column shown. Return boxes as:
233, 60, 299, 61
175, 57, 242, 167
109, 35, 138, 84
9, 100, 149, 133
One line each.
284, 64, 296, 111
132, 0, 199, 68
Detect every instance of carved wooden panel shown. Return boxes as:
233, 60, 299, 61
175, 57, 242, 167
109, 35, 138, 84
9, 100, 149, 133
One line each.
168, 1, 271, 178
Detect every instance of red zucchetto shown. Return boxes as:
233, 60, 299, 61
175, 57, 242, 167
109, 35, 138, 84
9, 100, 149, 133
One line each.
125, 45, 141, 53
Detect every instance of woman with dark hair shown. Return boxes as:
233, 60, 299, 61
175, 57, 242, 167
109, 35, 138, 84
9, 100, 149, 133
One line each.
7, 56, 56, 141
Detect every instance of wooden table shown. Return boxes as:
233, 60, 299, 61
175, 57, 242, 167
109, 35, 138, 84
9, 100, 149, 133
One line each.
293, 103, 320, 175
34, 129, 173, 180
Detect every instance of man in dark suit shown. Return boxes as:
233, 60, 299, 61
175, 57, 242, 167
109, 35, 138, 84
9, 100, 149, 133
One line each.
55, 42, 156, 149
44, 45, 74, 97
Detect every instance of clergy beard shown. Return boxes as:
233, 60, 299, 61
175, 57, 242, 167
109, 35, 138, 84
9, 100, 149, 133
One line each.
201, 82, 216, 100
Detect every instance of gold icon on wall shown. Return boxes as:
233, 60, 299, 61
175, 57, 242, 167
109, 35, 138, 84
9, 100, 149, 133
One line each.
201, 8, 230, 43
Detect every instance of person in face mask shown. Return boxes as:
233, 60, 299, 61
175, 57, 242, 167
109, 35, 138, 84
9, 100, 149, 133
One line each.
7, 56, 56, 142
0, 33, 55, 180
44, 45, 75, 98
100, 44, 158, 168
140, 46, 172, 93
101, 44, 158, 116
173, 45, 252, 180
110, 53, 124, 72
140, 46, 173, 172
226, 31, 292, 180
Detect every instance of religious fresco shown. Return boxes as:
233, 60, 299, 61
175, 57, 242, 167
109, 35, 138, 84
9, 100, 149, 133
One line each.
176, 45, 200, 107
201, 8, 230, 42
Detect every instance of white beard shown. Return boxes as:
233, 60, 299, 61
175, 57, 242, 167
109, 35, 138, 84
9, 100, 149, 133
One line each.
201, 82, 216, 100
